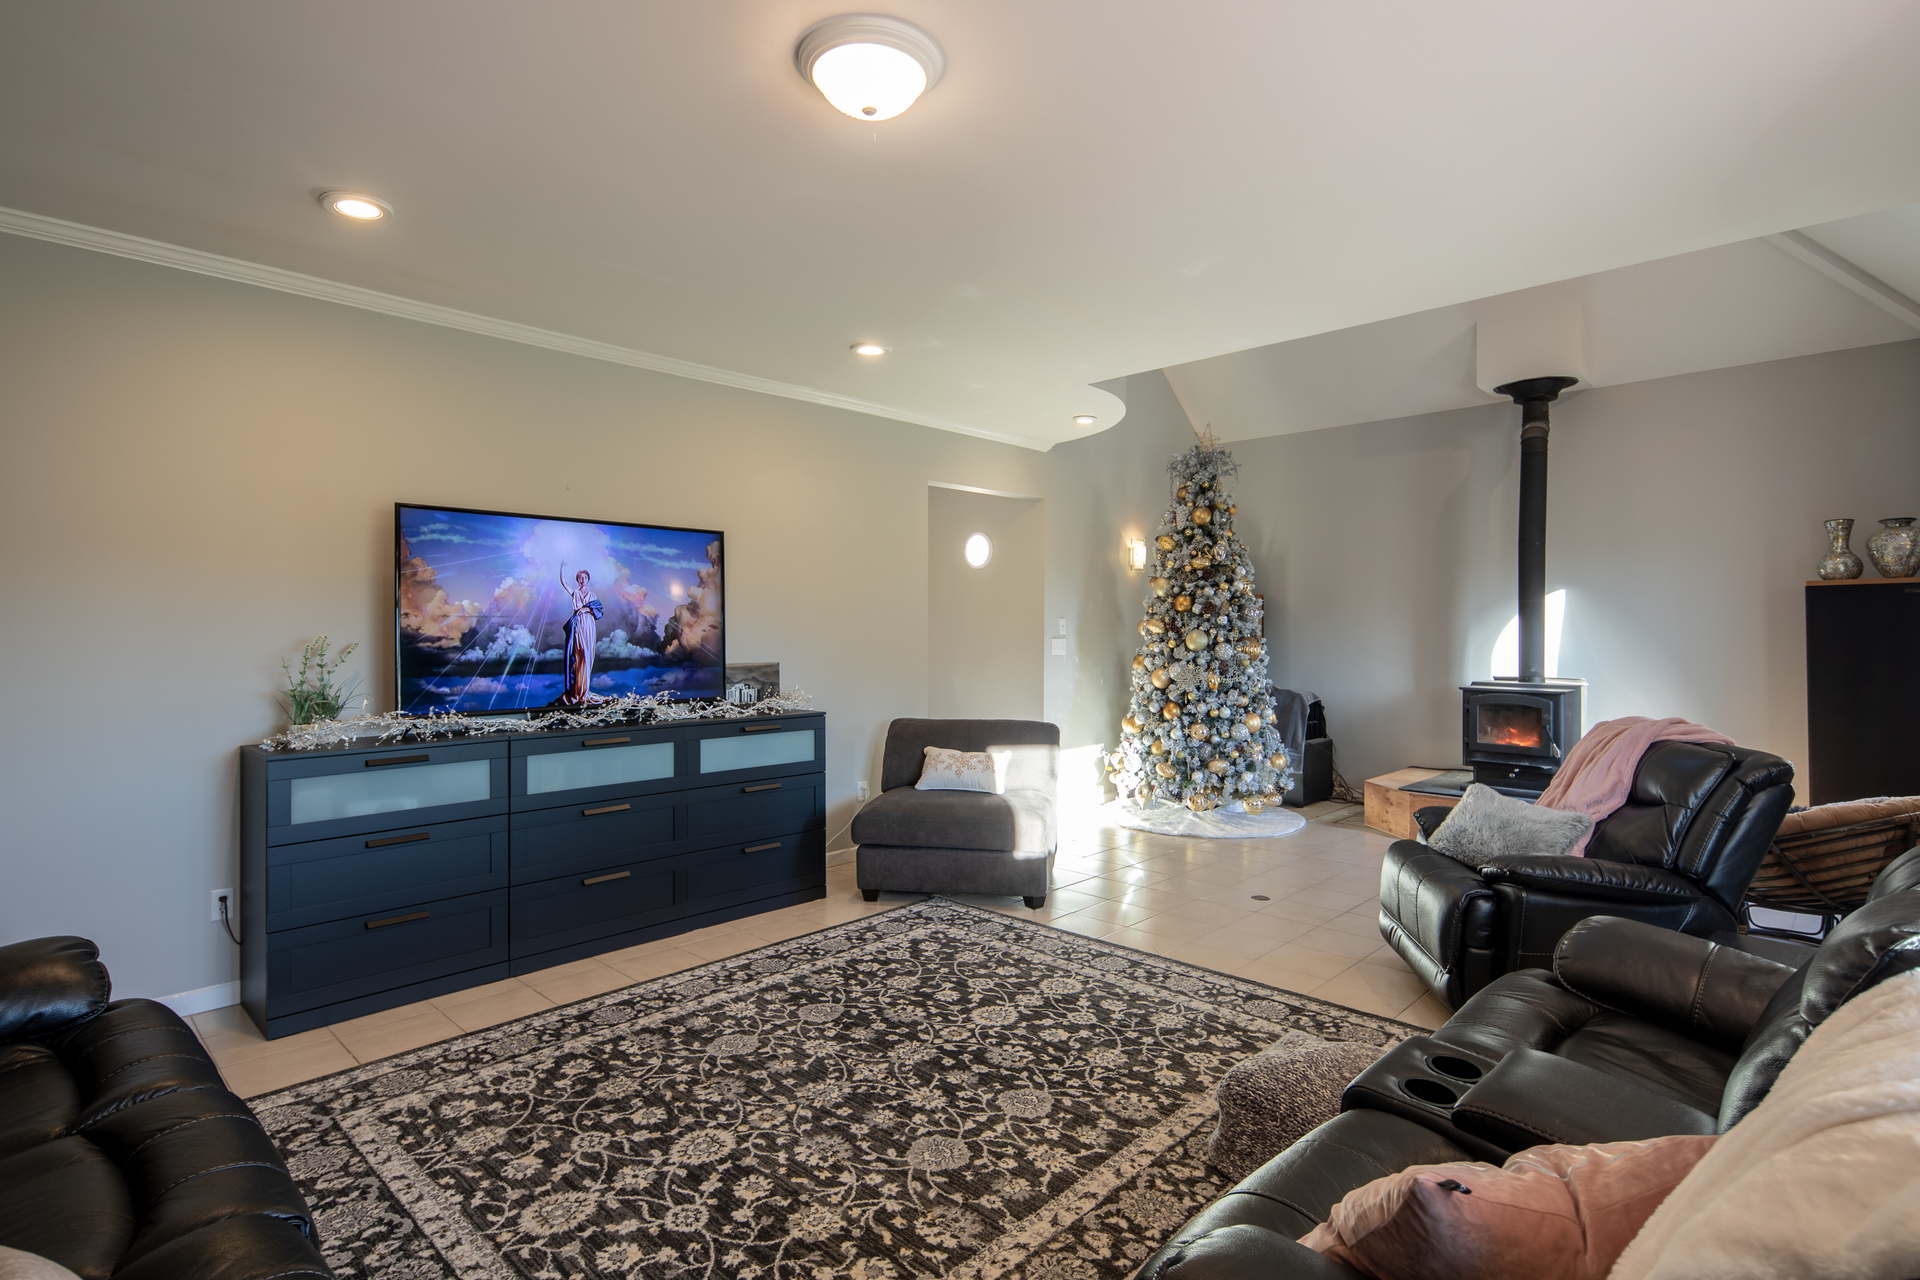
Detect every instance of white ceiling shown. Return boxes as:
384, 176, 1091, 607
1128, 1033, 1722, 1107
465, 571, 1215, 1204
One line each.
4, 1, 1920, 449
1162, 231, 1920, 441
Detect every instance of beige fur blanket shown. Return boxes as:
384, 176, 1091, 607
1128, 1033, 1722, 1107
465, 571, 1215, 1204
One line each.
1609, 969, 1920, 1279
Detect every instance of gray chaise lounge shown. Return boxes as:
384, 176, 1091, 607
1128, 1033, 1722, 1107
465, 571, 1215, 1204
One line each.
852, 718, 1059, 908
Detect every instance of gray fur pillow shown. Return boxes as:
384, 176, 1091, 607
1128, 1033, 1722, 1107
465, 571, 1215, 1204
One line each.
1428, 782, 1591, 862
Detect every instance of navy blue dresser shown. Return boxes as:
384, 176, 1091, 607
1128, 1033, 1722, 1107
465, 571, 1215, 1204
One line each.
239, 712, 825, 1038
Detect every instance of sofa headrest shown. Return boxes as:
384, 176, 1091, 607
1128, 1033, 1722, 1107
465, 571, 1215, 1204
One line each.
1799, 887, 1920, 1026
0, 936, 112, 1042
880, 718, 1060, 793
1869, 845, 1920, 901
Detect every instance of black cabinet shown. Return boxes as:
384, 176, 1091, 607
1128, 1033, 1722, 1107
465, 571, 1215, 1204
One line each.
241, 713, 826, 1037
1806, 581, 1920, 804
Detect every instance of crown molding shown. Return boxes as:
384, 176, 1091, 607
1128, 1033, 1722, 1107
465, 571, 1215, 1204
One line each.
0, 205, 1051, 451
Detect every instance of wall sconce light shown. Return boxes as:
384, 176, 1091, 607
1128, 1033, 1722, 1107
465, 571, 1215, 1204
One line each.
1126, 538, 1148, 571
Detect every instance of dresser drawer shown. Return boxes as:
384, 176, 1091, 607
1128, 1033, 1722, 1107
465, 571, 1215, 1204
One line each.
687, 773, 825, 841
509, 728, 682, 807
510, 861, 678, 959
689, 717, 824, 783
264, 889, 508, 1019
510, 792, 678, 883
685, 830, 825, 913
265, 740, 508, 844
266, 815, 509, 932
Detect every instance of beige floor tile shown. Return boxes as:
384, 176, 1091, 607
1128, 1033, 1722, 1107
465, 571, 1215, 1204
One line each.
520, 955, 623, 983
1122, 911, 1224, 943
199, 1022, 339, 1067
1250, 897, 1345, 926
217, 1037, 358, 1098
1295, 927, 1388, 960
335, 1008, 465, 1063
1287, 886, 1375, 911
1311, 962, 1427, 1011
429, 976, 535, 1010
677, 933, 766, 962
604, 946, 708, 985
438, 985, 556, 1032
1306, 979, 1409, 1020
1149, 895, 1245, 924
191, 1005, 260, 1038
1246, 942, 1358, 981
739, 914, 829, 943
330, 997, 445, 1038
1179, 922, 1305, 960
1399, 993, 1452, 1031
1226, 961, 1327, 997
1316, 911, 1386, 939
522, 961, 633, 1006
1047, 909, 1125, 938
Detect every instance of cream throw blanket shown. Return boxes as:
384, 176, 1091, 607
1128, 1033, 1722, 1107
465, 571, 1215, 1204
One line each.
1609, 968, 1920, 1279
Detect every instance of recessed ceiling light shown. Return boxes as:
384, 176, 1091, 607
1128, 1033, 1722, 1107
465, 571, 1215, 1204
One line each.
851, 342, 889, 356
319, 191, 391, 220
1073, 415, 1098, 425
796, 15, 945, 121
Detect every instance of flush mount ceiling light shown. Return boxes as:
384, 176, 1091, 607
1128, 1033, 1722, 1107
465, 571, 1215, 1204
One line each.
795, 14, 945, 121
1073, 415, 1097, 425
319, 191, 391, 220
850, 342, 889, 356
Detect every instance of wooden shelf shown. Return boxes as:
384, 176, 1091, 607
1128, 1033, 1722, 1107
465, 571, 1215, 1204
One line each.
1363, 768, 1465, 839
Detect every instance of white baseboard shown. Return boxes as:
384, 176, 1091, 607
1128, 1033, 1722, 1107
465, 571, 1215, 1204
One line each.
156, 981, 239, 1017
827, 846, 855, 866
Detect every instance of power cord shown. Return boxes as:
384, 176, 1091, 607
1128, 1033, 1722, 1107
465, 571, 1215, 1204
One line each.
218, 893, 242, 946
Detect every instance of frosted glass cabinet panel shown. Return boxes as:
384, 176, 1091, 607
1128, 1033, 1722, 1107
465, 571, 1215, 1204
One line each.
287, 760, 493, 826
700, 730, 815, 774
525, 742, 676, 795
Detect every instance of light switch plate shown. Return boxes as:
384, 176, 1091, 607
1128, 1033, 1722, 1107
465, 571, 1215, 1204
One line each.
1050, 638, 1067, 656
1057, 618, 1068, 635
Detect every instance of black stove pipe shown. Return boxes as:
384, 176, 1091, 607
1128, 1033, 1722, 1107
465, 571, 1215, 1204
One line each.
1494, 376, 1577, 685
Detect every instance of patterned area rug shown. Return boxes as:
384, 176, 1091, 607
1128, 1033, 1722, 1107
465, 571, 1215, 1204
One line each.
257, 898, 1413, 1280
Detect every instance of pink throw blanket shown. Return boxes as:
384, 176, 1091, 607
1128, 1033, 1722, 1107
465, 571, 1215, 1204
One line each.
1537, 716, 1733, 857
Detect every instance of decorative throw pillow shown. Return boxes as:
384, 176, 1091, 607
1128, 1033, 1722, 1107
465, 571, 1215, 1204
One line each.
0, 1248, 83, 1280
914, 746, 1012, 794
1297, 1134, 1717, 1280
1429, 783, 1592, 862
1205, 1031, 1389, 1180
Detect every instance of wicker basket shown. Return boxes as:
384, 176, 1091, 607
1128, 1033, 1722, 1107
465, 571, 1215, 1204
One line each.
1747, 801, 1920, 914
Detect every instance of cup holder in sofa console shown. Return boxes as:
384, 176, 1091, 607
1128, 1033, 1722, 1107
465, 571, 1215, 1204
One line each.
1340, 1036, 1511, 1162
1402, 1077, 1459, 1106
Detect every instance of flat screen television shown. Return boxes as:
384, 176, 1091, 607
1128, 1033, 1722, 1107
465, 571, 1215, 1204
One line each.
395, 503, 724, 715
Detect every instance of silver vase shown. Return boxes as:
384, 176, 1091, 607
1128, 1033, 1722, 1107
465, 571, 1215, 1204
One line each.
1817, 518, 1864, 580
1867, 517, 1920, 579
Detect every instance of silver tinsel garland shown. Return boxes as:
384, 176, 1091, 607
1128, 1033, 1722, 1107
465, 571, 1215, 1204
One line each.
262, 688, 815, 752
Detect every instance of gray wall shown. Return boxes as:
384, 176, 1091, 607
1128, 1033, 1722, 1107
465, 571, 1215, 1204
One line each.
0, 234, 1047, 1002
926, 487, 1044, 724
1232, 339, 1920, 784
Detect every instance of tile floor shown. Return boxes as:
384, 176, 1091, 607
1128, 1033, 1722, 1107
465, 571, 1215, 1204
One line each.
190, 801, 1445, 1098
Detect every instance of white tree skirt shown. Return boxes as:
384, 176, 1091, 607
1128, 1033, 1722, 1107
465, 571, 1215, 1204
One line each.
1100, 798, 1307, 839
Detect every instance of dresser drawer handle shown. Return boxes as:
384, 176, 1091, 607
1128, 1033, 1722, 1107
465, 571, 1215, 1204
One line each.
365, 911, 430, 930
365, 831, 430, 848
366, 754, 431, 768
741, 723, 781, 732
742, 783, 782, 793
583, 803, 632, 817
583, 871, 632, 886
582, 736, 631, 747
742, 842, 782, 854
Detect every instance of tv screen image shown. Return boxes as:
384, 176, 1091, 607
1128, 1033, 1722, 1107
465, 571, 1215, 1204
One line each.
396, 504, 724, 715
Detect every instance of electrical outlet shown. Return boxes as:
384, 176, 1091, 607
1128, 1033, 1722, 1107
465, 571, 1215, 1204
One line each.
1057, 618, 1068, 636
857, 782, 871, 802
211, 888, 233, 923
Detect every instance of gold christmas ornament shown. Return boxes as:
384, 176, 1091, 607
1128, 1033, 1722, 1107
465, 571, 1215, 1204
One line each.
1132, 654, 1146, 670
1150, 738, 1166, 755
1207, 759, 1230, 774
1228, 504, 1238, 515
1122, 714, 1140, 734
1192, 506, 1212, 525
1137, 619, 1147, 637
1150, 576, 1170, 597
1185, 629, 1210, 651
1192, 556, 1213, 570
1242, 796, 1266, 813
1150, 668, 1170, 689
1244, 714, 1261, 731
1162, 702, 1181, 721
1207, 674, 1220, 691
1186, 793, 1215, 812
1190, 723, 1209, 742
1156, 535, 1176, 552
1173, 594, 1192, 612
1271, 750, 1290, 770
1176, 485, 1189, 501
1156, 761, 1176, 778
1145, 618, 1166, 635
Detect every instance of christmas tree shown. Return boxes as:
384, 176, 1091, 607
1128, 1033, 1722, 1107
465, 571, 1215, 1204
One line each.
1106, 431, 1295, 812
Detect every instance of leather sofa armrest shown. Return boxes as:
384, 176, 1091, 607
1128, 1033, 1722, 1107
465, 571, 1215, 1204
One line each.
1139, 1224, 1368, 1280
1553, 916, 1796, 1049
0, 936, 112, 1042
1452, 1047, 1717, 1152
1475, 855, 1704, 903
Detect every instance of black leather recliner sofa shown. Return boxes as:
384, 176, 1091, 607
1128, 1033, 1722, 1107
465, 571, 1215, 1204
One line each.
0, 936, 333, 1279
1379, 740, 1794, 1007
1136, 843, 1920, 1279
